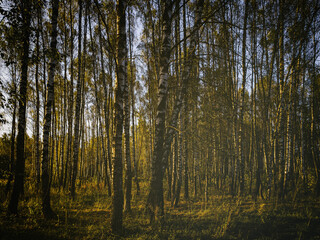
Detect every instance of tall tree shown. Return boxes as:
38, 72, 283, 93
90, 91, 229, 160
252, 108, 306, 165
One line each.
5, 65, 17, 196
124, 4, 133, 213
146, 0, 173, 223
64, 0, 75, 190
238, 0, 249, 195
278, 0, 286, 200
71, 0, 84, 199
8, 0, 32, 215
97, 9, 112, 188
111, 0, 127, 234
35, 1, 42, 189
128, 7, 140, 194
41, 0, 59, 219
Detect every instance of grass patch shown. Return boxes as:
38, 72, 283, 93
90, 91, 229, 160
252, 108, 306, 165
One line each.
1, 181, 320, 239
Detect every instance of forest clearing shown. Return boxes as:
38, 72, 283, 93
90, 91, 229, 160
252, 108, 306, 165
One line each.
0, 0, 320, 238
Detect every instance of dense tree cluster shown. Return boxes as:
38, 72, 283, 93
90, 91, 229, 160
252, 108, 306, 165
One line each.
0, 0, 319, 234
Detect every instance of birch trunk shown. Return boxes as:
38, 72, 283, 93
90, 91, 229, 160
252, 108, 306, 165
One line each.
238, 0, 249, 195
128, 7, 140, 196
124, 29, 132, 213
41, 0, 59, 219
65, 0, 74, 190
111, 0, 127, 234
71, 0, 84, 199
8, 0, 32, 215
146, 0, 173, 223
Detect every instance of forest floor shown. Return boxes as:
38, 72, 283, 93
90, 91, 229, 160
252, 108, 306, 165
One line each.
0, 181, 320, 240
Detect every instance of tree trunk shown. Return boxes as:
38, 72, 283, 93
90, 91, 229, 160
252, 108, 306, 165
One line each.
71, 0, 84, 199
64, 0, 74, 190
278, 0, 286, 201
5, 67, 17, 196
60, 0, 68, 190
41, 0, 59, 219
146, 0, 173, 223
193, 106, 197, 198
8, 0, 32, 215
128, 7, 140, 196
98, 14, 113, 187
182, 0, 188, 201
238, 0, 249, 196
124, 34, 132, 213
35, 4, 41, 189
111, 0, 127, 234
174, 116, 183, 207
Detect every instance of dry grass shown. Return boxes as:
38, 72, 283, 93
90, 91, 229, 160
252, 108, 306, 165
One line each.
1, 180, 320, 239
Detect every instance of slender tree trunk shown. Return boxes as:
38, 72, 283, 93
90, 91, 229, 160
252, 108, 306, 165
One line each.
205, 148, 211, 204
78, 11, 87, 188
300, 51, 306, 190
131, 69, 140, 196
167, 147, 172, 201
111, 0, 127, 234
5, 67, 17, 196
278, 0, 286, 200
193, 106, 197, 198
146, 0, 173, 223
8, 0, 32, 215
35, 3, 41, 189
238, 0, 249, 196
128, 7, 140, 196
284, 72, 293, 196
71, 0, 84, 199
124, 32, 132, 213
174, 116, 183, 207
59, 0, 68, 190
250, 0, 256, 198
96, 122, 100, 187
98, 16, 113, 185
51, 97, 57, 185
171, 134, 178, 205
41, 0, 59, 219
107, 58, 113, 182
144, 10, 154, 179
182, 0, 189, 201
65, 0, 74, 190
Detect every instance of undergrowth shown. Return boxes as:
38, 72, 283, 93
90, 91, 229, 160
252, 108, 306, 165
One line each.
0, 180, 320, 239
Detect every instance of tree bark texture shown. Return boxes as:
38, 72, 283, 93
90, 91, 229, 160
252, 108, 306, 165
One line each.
71, 0, 83, 199
146, 0, 173, 223
41, 0, 59, 219
111, 0, 127, 234
8, 0, 32, 215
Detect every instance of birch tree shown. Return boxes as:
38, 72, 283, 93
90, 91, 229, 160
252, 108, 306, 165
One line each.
41, 0, 59, 219
8, 0, 32, 215
146, 0, 173, 223
111, 0, 127, 234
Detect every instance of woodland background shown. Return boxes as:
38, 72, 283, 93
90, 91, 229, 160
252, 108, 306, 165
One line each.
0, 0, 320, 239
